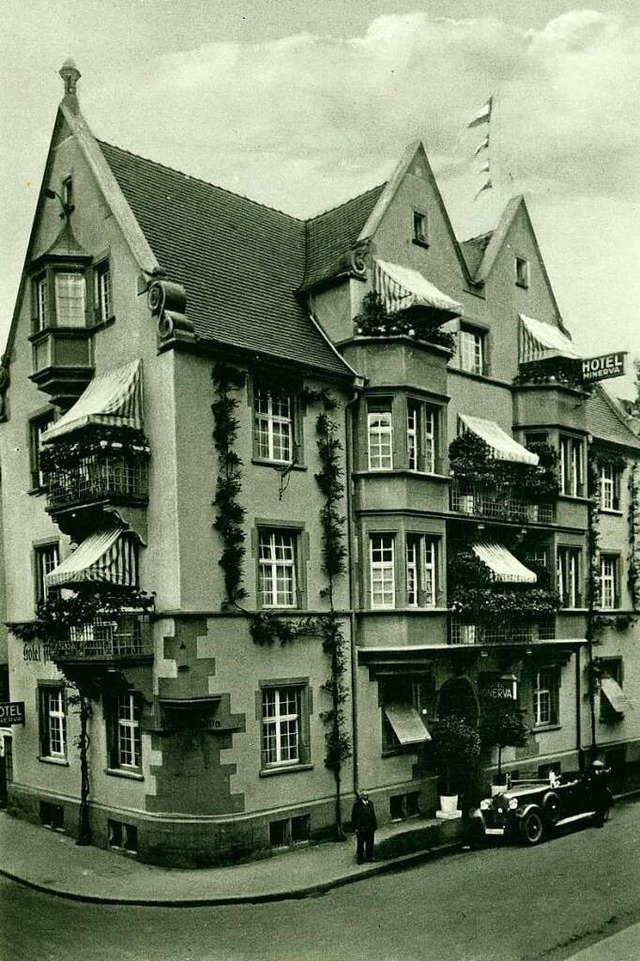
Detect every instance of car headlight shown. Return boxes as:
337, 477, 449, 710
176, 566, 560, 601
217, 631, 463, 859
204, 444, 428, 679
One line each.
480, 799, 491, 810
508, 798, 519, 810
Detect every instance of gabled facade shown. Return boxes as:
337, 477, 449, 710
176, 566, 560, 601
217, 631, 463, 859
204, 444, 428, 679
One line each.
1, 64, 638, 866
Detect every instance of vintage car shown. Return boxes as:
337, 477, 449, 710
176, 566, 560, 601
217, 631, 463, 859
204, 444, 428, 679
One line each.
470, 765, 612, 845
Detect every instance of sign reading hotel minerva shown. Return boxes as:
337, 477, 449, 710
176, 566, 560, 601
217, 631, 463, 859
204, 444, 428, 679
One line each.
582, 351, 627, 383
0, 701, 25, 725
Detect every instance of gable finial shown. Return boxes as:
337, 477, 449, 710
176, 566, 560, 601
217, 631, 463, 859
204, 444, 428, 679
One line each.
59, 58, 81, 102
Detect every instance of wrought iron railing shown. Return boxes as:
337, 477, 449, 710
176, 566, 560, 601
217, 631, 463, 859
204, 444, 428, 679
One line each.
50, 615, 152, 661
450, 484, 554, 524
448, 617, 556, 646
45, 455, 148, 510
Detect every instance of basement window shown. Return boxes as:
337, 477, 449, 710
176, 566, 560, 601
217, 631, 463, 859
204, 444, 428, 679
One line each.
108, 819, 138, 853
40, 801, 64, 831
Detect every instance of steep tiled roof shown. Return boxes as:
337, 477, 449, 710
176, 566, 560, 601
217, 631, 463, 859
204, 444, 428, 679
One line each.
99, 142, 351, 377
586, 386, 640, 450
302, 184, 386, 289
460, 231, 492, 277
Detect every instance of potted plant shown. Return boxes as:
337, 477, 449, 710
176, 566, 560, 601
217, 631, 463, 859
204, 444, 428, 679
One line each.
480, 699, 528, 794
433, 714, 481, 819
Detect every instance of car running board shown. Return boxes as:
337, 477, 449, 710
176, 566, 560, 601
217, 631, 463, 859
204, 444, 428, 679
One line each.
555, 811, 596, 827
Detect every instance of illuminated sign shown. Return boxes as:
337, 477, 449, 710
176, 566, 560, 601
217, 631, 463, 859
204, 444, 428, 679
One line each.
582, 352, 627, 383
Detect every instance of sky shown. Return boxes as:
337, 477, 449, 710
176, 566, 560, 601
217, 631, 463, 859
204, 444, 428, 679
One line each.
1, 0, 639, 397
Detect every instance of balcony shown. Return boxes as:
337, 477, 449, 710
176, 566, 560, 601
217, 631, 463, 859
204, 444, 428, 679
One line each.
450, 484, 554, 524
45, 454, 149, 512
449, 617, 556, 646
48, 614, 153, 664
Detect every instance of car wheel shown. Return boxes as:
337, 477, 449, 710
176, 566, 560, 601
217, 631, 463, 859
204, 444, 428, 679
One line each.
519, 810, 545, 845
542, 791, 561, 825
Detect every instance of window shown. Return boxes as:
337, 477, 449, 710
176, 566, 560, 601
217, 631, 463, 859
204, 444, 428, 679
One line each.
108, 820, 138, 853
600, 555, 619, 609
370, 534, 395, 608
557, 547, 582, 608
407, 401, 438, 473
107, 692, 142, 772
261, 685, 307, 768
254, 385, 295, 463
459, 325, 486, 375
380, 676, 430, 753
29, 411, 54, 489
34, 542, 60, 607
95, 262, 113, 323
62, 176, 74, 211
54, 272, 86, 326
40, 801, 64, 830
258, 529, 298, 608
39, 685, 66, 760
599, 463, 620, 512
34, 276, 49, 331
599, 659, 624, 723
413, 211, 428, 245
406, 535, 437, 607
367, 399, 393, 470
515, 257, 529, 288
559, 435, 584, 497
533, 667, 560, 727
269, 814, 310, 847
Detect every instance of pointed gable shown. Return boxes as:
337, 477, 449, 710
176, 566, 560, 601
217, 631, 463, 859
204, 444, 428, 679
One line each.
587, 386, 640, 450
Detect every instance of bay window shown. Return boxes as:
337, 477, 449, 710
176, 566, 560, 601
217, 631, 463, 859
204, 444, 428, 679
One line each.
370, 534, 395, 608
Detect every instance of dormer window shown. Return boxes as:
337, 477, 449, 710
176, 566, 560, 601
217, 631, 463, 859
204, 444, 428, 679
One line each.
35, 276, 49, 331
515, 257, 529, 289
413, 211, 428, 247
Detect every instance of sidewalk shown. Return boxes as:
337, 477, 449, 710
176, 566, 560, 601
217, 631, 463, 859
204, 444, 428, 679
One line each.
1, 779, 638, 907
0, 809, 464, 906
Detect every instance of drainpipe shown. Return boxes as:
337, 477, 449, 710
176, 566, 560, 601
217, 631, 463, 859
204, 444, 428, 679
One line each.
345, 389, 361, 798
575, 645, 583, 772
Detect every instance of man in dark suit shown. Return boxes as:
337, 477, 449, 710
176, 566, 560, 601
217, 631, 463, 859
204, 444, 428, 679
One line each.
351, 790, 378, 863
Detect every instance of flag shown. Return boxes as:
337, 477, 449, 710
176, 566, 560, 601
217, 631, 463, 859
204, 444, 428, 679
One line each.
474, 134, 490, 157
475, 179, 493, 200
468, 97, 493, 129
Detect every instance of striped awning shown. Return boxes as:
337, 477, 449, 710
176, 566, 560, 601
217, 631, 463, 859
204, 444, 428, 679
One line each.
459, 414, 539, 465
519, 314, 581, 364
600, 676, 632, 717
42, 359, 143, 443
45, 528, 139, 589
384, 703, 431, 745
472, 542, 537, 583
374, 259, 462, 318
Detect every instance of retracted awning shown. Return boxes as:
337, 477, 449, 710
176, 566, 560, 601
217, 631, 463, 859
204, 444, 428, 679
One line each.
459, 414, 539, 465
45, 527, 139, 589
600, 676, 632, 717
519, 314, 581, 364
42, 359, 143, 443
472, 542, 537, 584
384, 703, 431, 745
374, 259, 463, 319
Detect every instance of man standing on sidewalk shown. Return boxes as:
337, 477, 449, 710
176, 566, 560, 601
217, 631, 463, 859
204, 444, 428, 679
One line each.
351, 790, 377, 864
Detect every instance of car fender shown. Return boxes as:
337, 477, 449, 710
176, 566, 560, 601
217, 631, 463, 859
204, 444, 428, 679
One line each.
515, 803, 543, 821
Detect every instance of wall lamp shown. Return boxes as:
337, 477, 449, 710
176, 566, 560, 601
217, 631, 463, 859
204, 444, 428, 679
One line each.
44, 187, 74, 219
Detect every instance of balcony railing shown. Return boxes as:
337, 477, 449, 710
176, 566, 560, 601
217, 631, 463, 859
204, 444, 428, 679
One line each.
450, 484, 554, 524
48, 614, 152, 662
45, 455, 149, 511
449, 617, 556, 646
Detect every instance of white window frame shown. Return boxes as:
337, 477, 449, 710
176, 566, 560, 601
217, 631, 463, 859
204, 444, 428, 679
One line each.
406, 402, 437, 474
370, 534, 395, 608
557, 547, 581, 609
368, 406, 393, 470
34, 542, 60, 606
41, 687, 66, 759
95, 263, 113, 323
406, 535, 437, 608
559, 436, 584, 497
459, 326, 484, 376
534, 668, 559, 727
254, 386, 294, 463
261, 686, 302, 768
600, 555, 619, 609
35, 275, 49, 330
54, 272, 86, 327
114, 693, 141, 770
599, 463, 619, 512
258, 529, 297, 608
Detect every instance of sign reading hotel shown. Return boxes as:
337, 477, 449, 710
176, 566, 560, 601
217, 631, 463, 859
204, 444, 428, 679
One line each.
0, 701, 25, 725
582, 351, 627, 384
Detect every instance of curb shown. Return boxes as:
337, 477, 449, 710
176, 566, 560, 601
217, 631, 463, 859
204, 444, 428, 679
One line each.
0, 839, 465, 907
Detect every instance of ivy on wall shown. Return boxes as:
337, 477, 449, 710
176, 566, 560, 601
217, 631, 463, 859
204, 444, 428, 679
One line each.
448, 432, 559, 500
448, 548, 560, 621
211, 363, 248, 606
629, 463, 640, 609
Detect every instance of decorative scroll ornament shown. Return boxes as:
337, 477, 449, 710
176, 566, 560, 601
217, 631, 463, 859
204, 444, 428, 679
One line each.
147, 280, 194, 342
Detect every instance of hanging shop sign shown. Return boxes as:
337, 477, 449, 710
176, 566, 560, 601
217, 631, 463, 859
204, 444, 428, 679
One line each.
582, 352, 627, 384
0, 701, 25, 725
